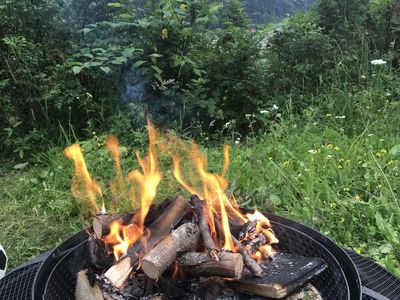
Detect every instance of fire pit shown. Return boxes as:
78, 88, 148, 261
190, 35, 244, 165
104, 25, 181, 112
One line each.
33, 122, 365, 299
29, 204, 361, 300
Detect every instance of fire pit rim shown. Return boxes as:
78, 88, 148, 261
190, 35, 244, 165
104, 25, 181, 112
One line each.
33, 208, 362, 300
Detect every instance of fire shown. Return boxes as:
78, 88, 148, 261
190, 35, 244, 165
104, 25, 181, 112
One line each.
106, 135, 126, 203
64, 144, 103, 213
65, 119, 278, 263
128, 121, 162, 227
103, 221, 143, 260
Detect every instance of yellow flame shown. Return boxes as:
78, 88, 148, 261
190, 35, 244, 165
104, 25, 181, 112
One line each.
128, 120, 162, 227
64, 144, 103, 213
106, 135, 126, 201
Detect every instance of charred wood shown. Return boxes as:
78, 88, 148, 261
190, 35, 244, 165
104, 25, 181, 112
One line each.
87, 236, 114, 269
190, 195, 219, 260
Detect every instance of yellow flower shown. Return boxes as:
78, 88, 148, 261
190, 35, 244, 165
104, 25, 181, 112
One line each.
338, 165, 343, 169
283, 160, 290, 167
345, 159, 351, 164
268, 156, 273, 161
353, 194, 361, 201
162, 28, 168, 40
355, 248, 362, 254
334, 146, 340, 151
326, 143, 333, 150
180, 3, 188, 10
343, 187, 350, 192
326, 113, 332, 118
388, 160, 395, 165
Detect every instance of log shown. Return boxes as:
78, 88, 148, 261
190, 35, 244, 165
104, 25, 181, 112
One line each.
242, 233, 267, 254
87, 236, 114, 269
190, 195, 219, 260
230, 220, 257, 240
141, 223, 200, 280
75, 270, 104, 300
232, 236, 263, 277
177, 251, 243, 279
93, 212, 134, 238
93, 200, 172, 237
227, 253, 327, 299
104, 196, 191, 287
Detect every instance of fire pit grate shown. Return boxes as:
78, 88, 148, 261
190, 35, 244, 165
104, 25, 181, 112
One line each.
0, 263, 40, 299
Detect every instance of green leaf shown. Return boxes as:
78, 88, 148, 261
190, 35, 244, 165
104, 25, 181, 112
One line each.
132, 60, 147, 68
84, 61, 102, 68
13, 162, 28, 170
154, 73, 163, 82
148, 53, 163, 58
82, 28, 93, 34
193, 68, 204, 77
72, 66, 83, 74
151, 65, 163, 74
107, 2, 122, 8
138, 19, 151, 28
389, 144, 400, 158
100, 66, 111, 74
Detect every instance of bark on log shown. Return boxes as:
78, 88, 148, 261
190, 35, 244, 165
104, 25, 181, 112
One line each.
232, 236, 263, 277
75, 270, 104, 300
177, 251, 243, 279
141, 223, 200, 280
87, 236, 114, 269
190, 195, 219, 260
230, 220, 257, 240
104, 196, 191, 287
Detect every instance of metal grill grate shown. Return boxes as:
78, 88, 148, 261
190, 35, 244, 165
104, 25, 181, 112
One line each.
346, 249, 400, 300
0, 263, 41, 300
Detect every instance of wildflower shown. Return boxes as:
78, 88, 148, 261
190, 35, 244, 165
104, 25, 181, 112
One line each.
360, 75, 366, 79
343, 187, 350, 192
326, 143, 333, 150
308, 149, 317, 154
353, 194, 361, 201
313, 122, 318, 126
370, 59, 387, 65
325, 113, 332, 118
162, 28, 168, 39
388, 160, 395, 165
180, 3, 188, 10
325, 155, 332, 160
386, 92, 391, 97
86, 92, 93, 98
260, 110, 269, 114
273, 104, 278, 110
268, 156, 273, 161
224, 121, 231, 128
335, 115, 346, 119
283, 160, 290, 167
250, 27, 257, 33
334, 146, 340, 151
338, 165, 343, 169
235, 140, 240, 145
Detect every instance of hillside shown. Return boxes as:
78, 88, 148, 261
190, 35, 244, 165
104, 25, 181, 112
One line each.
244, 0, 316, 24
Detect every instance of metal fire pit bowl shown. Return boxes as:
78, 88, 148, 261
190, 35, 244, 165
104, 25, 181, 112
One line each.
33, 209, 362, 300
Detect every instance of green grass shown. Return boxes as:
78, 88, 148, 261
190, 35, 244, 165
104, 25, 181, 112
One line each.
1, 101, 400, 276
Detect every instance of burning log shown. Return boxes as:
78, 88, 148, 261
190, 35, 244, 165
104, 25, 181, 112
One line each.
87, 236, 114, 269
93, 200, 172, 238
232, 236, 263, 277
76, 270, 104, 300
190, 195, 219, 260
177, 251, 243, 279
104, 196, 191, 287
230, 220, 257, 240
141, 223, 200, 280
228, 253, 327, 299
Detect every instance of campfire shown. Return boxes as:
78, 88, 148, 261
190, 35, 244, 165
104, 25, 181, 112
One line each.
64, 121, 327, 300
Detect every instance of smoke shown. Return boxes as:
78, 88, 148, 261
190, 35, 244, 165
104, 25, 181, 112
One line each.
120, 67, 146, 103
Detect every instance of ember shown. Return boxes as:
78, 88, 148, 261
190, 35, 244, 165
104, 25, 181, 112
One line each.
64, 120, 327, 300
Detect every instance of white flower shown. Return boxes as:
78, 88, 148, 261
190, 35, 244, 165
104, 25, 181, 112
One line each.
371, 59, 387, 65
335, 115, 346, 119
235, 140, 240, 145
260, 110, 269, 114
223, 121, 231, 128
360, 75, 366, 79
386, 92, 391, 97
273, 104, 278, 110
308, 150, 316, 154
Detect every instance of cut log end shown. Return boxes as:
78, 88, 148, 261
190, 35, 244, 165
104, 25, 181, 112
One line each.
76, 270, 104, 300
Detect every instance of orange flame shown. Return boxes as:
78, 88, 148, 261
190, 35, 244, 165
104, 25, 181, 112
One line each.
128, 121, 162, 227
103, 220, 143, 260
64, 144, 103, 213
106, 135, 126, 202
247, 210, 279, 244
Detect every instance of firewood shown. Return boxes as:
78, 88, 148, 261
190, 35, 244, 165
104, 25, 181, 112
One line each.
177, 251, 243, 279
141, 223, 200, 280
104, 196, 191, 288
87, 236, 114, 269
93, 200, 172, 238
93, 212, 134, 238
230, 220, 257, 240
232, 236, 263, 277
242, 233, 267, 254
190, 195, 219, 260
227, 253, 327, 299
75, 270, 104, 300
